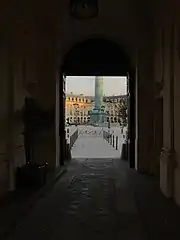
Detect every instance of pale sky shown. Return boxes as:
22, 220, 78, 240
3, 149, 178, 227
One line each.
66, 76, 127, 96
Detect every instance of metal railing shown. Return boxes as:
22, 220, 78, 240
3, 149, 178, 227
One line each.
70, 129, 78, 148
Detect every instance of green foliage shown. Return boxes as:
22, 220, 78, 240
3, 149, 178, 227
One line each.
118, 99, 128, 127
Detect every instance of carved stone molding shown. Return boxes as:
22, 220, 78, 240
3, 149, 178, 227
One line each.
155, 81, 164, 98
160, 148, 176, 198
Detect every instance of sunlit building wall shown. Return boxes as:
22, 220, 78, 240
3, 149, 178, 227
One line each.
65, 93, 127, 124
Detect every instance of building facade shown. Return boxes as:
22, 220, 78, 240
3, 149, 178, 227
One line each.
65, 93, 93, 124
65, 93, 127, 124
104, 95, 127, 124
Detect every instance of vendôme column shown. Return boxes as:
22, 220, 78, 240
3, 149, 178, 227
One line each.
90, 76, 107, 124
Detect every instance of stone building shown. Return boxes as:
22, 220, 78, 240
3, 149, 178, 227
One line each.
1, 0, 180, 208
104, 95, 127, 124
65, 93, 127, 124
65, 93, 93, 124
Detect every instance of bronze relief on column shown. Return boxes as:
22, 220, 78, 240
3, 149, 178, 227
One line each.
70, 0, 99, 19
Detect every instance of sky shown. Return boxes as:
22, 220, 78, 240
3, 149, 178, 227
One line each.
66, 76, 127, 96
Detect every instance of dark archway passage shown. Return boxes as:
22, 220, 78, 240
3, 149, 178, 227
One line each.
62, 38, 130, 76
60, 38, 135, 168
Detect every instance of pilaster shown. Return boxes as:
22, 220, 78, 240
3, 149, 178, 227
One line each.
0, 33, 9, 197
173, 22, 180, 206
135, 36, 154, 173
160, 24, 175, 198
30, 28, 57, 174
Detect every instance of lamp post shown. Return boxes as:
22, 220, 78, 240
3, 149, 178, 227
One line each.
73, 103, 79, 125
100, 105, 105, 123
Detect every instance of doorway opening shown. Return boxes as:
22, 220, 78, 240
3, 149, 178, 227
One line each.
59, 38, 135, 168
65, 76, 128, 159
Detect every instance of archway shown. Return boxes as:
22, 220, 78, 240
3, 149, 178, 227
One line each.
60, 38, 135, 168
62, 38, 131, 76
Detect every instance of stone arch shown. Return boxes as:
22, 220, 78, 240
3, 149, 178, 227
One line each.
61, 37, 136, 168
62, 37, 132, 76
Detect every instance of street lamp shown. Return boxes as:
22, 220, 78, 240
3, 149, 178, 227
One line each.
73, 103, 79, 125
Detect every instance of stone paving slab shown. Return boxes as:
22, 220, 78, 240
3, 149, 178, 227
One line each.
114, 159, 180, 240
2, 154, 180, 240
0, 166, 67, 239
4, 158, 146, 240
71, 134, 123, 159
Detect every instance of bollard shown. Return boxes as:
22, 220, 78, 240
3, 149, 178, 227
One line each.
70, 136, 72, 148
110, 134, 112, 145
66, 143, 71, 161
121, 141, 128, 160
69, 129, 78, 149
112, 135, 115, 147
116, 136, 118, 150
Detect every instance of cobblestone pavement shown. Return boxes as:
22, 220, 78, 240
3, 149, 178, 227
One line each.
5, 158, 146, 240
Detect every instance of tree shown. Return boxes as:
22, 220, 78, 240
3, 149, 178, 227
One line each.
105, 98, 128, 127
119, 100, 128, 127
114, 99, 128, 127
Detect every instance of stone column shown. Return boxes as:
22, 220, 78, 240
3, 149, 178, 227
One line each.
95, 76, 103, 109
24, 27, 58, 177
13, 47, 27, 170
150, 26, 164, 176
173, 24, 180, 205
0, 33, 10, 196
135, 38, 154, 173
59, 73, 66, 165
152, 95, 163, 176
160, 24, 175, 198
55, 72, 60, 168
